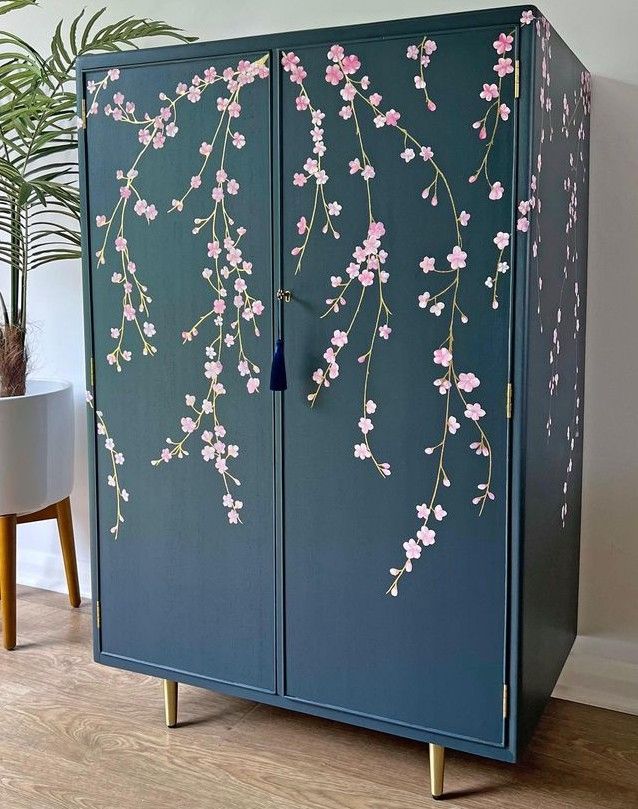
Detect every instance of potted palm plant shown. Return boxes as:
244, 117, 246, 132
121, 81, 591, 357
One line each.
0, 0, 193, 518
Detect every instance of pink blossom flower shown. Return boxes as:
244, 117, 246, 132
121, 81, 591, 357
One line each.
227, 179, 240, 195
349, 158, 362, 174
521, 10, 534, 24
489, 181, 504, 200
247, 377, 260, 394
281, 52, 300, 71
232, 132, 246, 148
417, 526, 436, 546
494, 58, 514, 78
517, 216, 530, 232
181, 417, 196, 433
290, 65, 308, 84
418, 292, 431, 308
385, 109, 401, 126
145, 204, 157, 222
448, 416, 460, 434
341, 54, 361, 75
295, 94, 310, 110
434, 347, 453, 367
416, 503, 430, 519
95, 215, 106, 227
114, 236, 127, 252
293, 172, 307, 187
107, 68, 120, 81
296, 216, 307, 235
379, 324, 391, 339
499, 103, 511, 121
459, 210, 471, 226
315, 169, 328, 185
403, 538, 422, 560
143, 322, 155, 338
187, 86, 201, 103
190, 175, 201, 189
327, 45, 344, 62
365, 400, 377, 414
420, 145, 434, 161
458, 372, 480, 392
358, 269, 374, 287
493, 231, 510, 250
252, 300, 264, 316
480, 82, 500, 102
493, 33, 514, 55
447, 245, 467, 269
152, 132, 165, 149
464, 402, 486, 421
330, 329, 348, 348
205, 360, 223, 378
123, 304, 135, 321
212, 187, 224, 202
420, 256, 435, 273
406, 45, 419, 60
213, 298, 226, 315
207, 241, 221, 259
401, 148, 415, 162
433, 504, 447, 521
161, 448, 171, 463
361, 164, 375, 180
119, 186, 131, 199
228, 101, 241, 118
199, 142, 213, 156
358, 417, 373, 434
165, 122, 178, 137
325, 64, 344, 85
340, 83, 356, 101
339, 105, 353, 119
328, 201, 342, 216
369, 92, 382, 107
430, 302, 445, 317
354, 443, 371, 460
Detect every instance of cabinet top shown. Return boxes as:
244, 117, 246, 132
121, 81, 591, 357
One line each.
77, 5, 542, 73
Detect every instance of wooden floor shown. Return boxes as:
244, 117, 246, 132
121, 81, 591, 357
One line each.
0, 587, 637, 809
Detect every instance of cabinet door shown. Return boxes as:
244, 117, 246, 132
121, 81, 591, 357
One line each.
84, 50, 275, 691
280, 25, 516, 744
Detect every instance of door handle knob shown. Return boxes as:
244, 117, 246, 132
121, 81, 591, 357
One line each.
276, 289, 292, 303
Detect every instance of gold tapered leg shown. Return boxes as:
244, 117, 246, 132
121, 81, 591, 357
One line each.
55, 497, 81, 608
0, 514, 17, 650
429, 743, 445, 800
163, 679, 178, 728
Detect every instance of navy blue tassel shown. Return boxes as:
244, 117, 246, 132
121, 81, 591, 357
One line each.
269, 338, 287, 391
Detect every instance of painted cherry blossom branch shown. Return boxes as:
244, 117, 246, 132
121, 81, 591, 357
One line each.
281, 52, 342, 275
469, 29, 515, 200
306, 46, 396, 478
406, 35, 438, 111
86, 391, 128, 538
485, 231, 511, 309
152, 55, 269, 524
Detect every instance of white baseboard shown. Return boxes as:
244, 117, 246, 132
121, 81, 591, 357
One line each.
553, 634, 638, 716
17, 546, 92, 600
15, 549, 638, 718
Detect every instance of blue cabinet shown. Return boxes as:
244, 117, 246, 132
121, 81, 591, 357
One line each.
79, 5, 590, 795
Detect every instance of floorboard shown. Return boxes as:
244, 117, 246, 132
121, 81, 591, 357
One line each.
0, 586, 636, 808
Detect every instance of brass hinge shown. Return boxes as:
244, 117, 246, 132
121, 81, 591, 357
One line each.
503, 684, 509, 718
506, 383, 513, 419
81, 98, 87, 129
90, 356, 94, 387
514, 60, 520, 99
96, 600, 101, 629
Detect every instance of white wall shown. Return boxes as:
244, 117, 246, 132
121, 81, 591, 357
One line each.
2, 0, 637, 712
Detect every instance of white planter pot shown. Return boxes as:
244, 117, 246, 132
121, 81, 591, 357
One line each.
0, 379, 74, 516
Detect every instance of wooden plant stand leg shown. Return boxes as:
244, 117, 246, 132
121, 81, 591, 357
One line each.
0, 514, 17, 650
55, 497, 81, 608
163, 679, 178, 728
429, 743, 445, 800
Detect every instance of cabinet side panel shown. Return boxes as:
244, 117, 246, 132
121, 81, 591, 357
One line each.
516, 14, 590, 751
